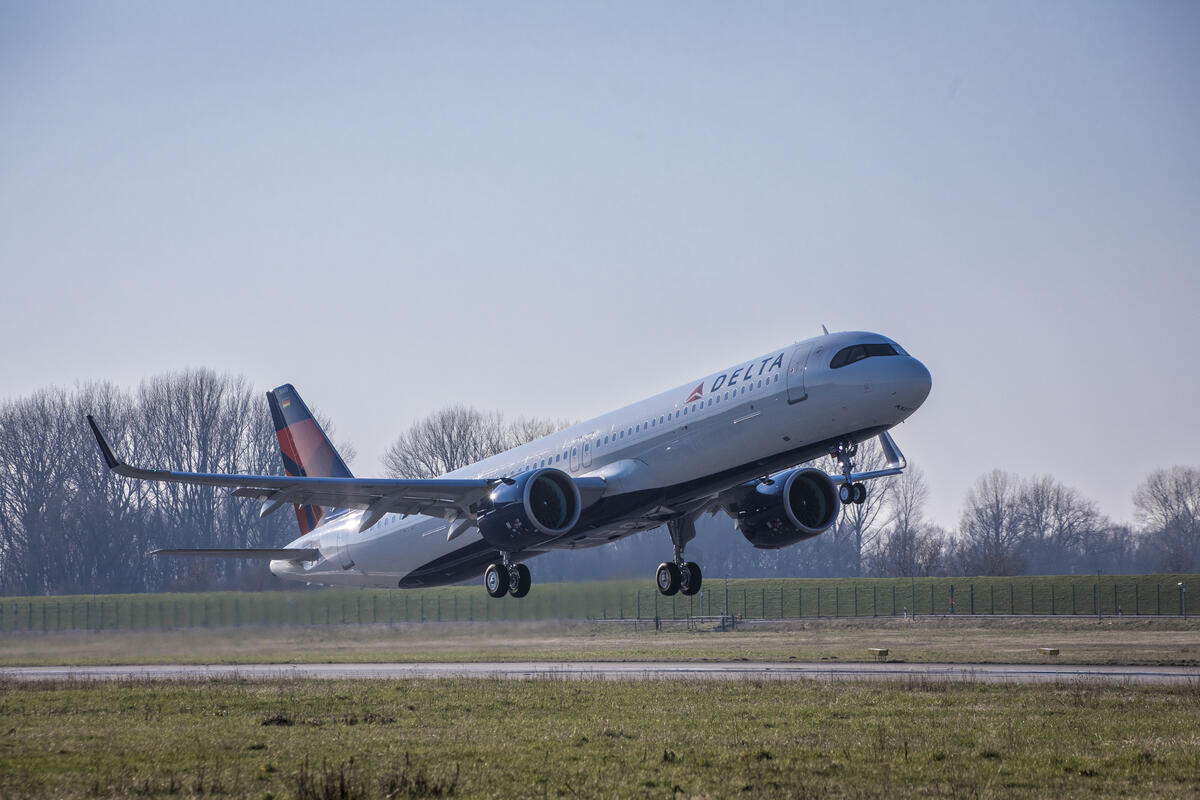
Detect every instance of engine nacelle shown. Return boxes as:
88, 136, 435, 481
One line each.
731, 467, 840, 549
477, 468, 581, 550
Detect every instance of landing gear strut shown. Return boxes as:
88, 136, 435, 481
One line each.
657, 517, 702, 597
832, 440, 867, 506
484, 553, 531, 598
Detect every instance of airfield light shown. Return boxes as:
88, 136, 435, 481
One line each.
1179, 582, 1188, 619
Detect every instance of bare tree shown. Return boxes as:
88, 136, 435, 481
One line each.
869, 466, 945, 577
1133, 466, 1200, 572
1015, 475, 1103, 574
383, 405, 570, 479
956, 469, 1025, 575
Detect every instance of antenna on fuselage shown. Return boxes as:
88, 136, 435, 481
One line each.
821, 324, 829, 335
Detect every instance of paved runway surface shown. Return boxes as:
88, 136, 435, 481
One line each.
4, 662, 1198, 684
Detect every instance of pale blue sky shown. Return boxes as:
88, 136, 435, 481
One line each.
2, 1, 1198, 529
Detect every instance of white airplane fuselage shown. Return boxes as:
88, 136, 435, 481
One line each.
270, 330, 932, 588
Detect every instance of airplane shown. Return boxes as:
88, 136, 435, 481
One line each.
87, 330, 931, 598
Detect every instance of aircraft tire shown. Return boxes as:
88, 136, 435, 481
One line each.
656, 562, 681, 596
852, 482, 867, 505
839, 483, 853, 504
681, 562, 703, 596
510, 563, 532, 598
484, 562, 509, 598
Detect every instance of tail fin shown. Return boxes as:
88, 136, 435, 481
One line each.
267, 384, 354, 534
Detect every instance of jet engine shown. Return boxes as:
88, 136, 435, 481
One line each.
728, 467, 839, 549
477, 468, 581, 550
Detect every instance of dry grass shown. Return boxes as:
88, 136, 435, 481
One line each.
1, 615, 1198, 667
2, 677, 1199, 798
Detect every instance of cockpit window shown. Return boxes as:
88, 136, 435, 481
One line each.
830, 342, 899, 369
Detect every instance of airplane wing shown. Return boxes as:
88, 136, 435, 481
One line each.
87, 415, 500, 531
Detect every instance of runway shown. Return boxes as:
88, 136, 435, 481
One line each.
3, 661, 1198, 685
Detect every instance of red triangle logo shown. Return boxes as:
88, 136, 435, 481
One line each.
685, 382, 704, 403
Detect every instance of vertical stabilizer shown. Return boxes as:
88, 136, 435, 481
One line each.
267, 384, 354, 534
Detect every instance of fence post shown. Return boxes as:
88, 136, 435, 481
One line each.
892, 585, 896, 616
970, 584, 974, 615
1157, 584, 1161, 615
990, 585, 994, 615
835, 587, 839, 618
798, 586, 802, 618
1030, 584, 1035, 615
761, 587, 765, 619
780, 586, 784, 619
1009, 583, 1014, 615
1072, 584, 1076, 615
854, 585, 858, 617
1114, 583, 1119, 615
816, 587, 821, 617
1135, 584, 1140, 616
929, 585, 934, 615
1050, 585, 1055, 615
873, 585, 877, 617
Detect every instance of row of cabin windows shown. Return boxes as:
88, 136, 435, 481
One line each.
514, 373, 781, 473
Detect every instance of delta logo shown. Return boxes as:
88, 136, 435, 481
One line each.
683, 352, 787, 404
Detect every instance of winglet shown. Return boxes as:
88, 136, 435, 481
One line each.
86, 415, 121, 470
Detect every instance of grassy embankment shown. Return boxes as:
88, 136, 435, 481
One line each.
2, 574, 1197, 634
2, 677, 1198, 799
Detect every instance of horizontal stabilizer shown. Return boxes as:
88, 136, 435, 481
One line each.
150, 548, 320, 561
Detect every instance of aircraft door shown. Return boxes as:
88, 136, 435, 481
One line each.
786, 344, 813, 403
569, 440, 581, 472
582, 435, 593, 469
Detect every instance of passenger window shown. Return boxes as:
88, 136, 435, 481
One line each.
620, 431, 624, 438
659, 415, 664, 424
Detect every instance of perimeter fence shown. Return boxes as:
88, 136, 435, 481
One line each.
1, 574, 1196, 633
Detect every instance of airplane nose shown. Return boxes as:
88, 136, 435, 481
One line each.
903, 357, 932, 410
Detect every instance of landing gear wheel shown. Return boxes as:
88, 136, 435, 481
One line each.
509, 563, 532, 598
681, 562, 703, 596
484, 562, 509, 598
852, 482, 867, 505
656, 562, 681, 596
839, 483, 854, 505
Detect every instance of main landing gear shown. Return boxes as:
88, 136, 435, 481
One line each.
656, 517, 702, 597
484, 553, 531, 598
833, 440, 867, 506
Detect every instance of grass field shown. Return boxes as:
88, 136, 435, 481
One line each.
2, 616, 1199, 668
2, 574, 1197, 634
2, 677, 1198, 798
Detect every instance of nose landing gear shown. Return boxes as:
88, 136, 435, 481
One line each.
656, 517, 703, 596
484, 554, 531, 598
832, 440, 868, 505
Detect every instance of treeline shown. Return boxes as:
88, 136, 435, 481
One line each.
1, 373, 1197, 596
0, 371, 328, 596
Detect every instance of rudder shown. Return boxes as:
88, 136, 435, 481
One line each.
267, 384, 354, 534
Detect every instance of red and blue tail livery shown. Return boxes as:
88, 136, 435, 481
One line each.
267, 384, 353, 534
